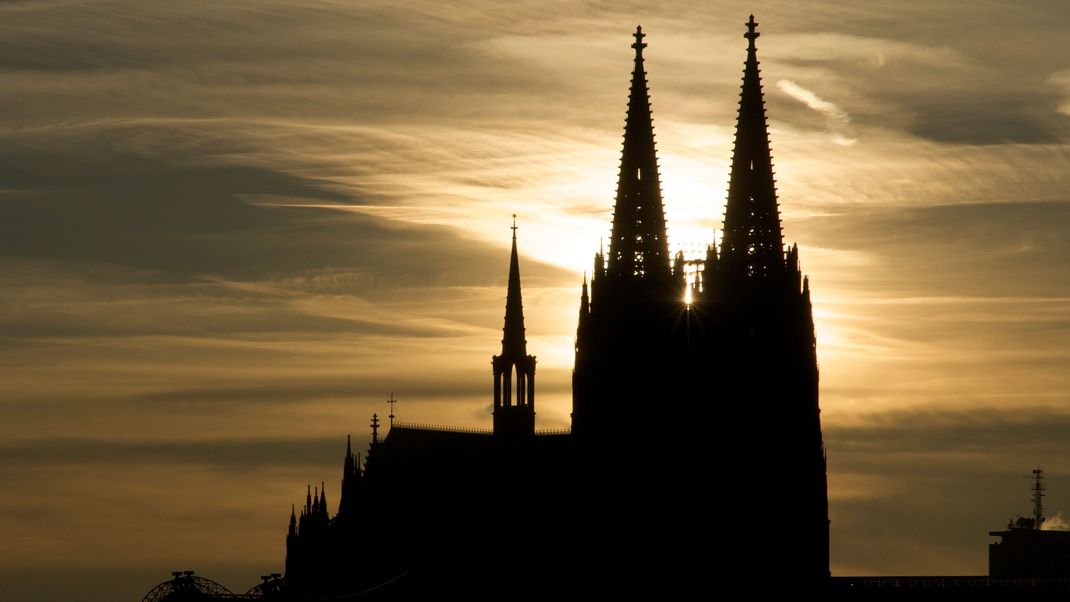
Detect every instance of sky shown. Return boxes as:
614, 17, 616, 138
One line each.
2, 0, 1070, 598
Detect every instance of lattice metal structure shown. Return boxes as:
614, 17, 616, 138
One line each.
141, 572, 237, 602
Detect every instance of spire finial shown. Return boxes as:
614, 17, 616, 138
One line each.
511, 214, 517, 240
744, 15, 759, 50
632, 25, 646, 58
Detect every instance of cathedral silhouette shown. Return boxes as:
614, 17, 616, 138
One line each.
278, 17, 830, 598
138, 18, 1070, 601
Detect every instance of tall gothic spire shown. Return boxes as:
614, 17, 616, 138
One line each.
501, 215, 527, 358
720, 15, 785, 280
607, 26, 670, 283
576, 272, 590, 349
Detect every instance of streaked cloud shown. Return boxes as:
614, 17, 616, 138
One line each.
778, 79, 857, 145
3, 1, 1070, 598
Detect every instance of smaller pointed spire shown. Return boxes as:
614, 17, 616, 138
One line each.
339, 435, 362, 517
343, 434, 354, 472
501, 216, 527, 358
289, 504, 297, 536
492, 216, 538, 438
305, 484, 312, 513
577, 273, 591, 347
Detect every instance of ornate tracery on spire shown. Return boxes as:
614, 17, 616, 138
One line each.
607, 25, 670, 284
720, 15, 785, 281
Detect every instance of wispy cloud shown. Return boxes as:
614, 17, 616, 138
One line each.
777, 79, 857, 145
4, 0, 1070, 595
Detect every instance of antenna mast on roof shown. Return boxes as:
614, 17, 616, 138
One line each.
387, 393, 397, 428
1033, 467, 1046, 529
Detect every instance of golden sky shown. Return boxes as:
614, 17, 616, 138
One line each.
3, 1, 1070, 598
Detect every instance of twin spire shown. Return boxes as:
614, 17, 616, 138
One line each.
606, 17, 783, 287
607, 26, 670, 284
720, 15, 785, 280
